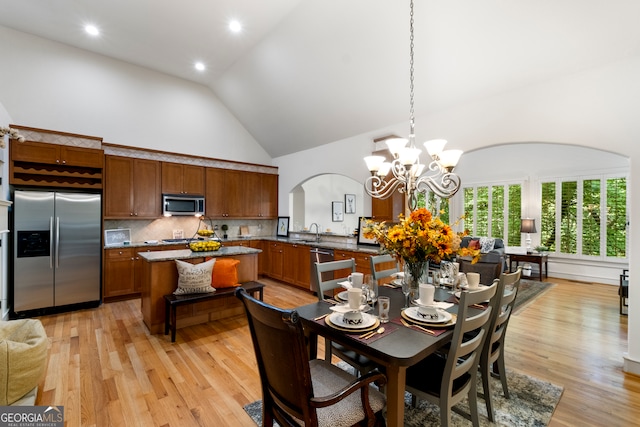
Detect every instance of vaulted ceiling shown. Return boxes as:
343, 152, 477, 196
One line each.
0, 0, 638, 157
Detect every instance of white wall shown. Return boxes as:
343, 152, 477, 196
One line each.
0, 26, 272, 165
274, 56, 640, 371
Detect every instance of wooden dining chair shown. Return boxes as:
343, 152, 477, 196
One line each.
369, 254, 399, 284
405, 282, 497, 427
314, 259, 377, 376
479, 267, 522, 421
235, 288, 387, 427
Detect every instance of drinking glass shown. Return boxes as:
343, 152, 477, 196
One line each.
401, 278, 412, 308
378, 296, 390, 323
365, 274, 378, 307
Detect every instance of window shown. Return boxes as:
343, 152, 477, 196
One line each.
540, 176, 626, 259
462, 183, 522, 243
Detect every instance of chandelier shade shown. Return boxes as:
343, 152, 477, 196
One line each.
364, 0, 463, 211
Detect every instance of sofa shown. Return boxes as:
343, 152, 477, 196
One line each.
458, 236, 507, 285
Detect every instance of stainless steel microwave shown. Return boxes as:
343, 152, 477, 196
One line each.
162, 194, 205, 216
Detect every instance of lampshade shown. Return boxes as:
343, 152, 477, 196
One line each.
424, 139, 448, 158
520, 218, 537, 233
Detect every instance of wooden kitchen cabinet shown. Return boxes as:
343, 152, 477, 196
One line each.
334, 250, 373, 276
104, 244, 188, 301
371, 191, 404, 221
267, 241, 284, 280
11, 140, 104, 168
10, 140, 104, 188
161, 162, 205, 195
244, 172, 278, 218
103, 248, 138, 300
104, 155, 161, 218
205, 167, 245, 218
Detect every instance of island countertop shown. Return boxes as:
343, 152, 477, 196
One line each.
137, 246, 261, 262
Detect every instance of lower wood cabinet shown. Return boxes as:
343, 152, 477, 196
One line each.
265, 241, 312, 290
334, 250, 373, 277
103, 248, 138, 300
103, 244, 188, 301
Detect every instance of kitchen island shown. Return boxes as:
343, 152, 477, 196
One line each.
138, 246, 261, 334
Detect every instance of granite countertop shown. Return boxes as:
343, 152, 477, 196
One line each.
138, 246, 261, 262
106, 235, 381, 255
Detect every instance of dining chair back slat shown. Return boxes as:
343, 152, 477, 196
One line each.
479, 266, 522, 421
406, 281, 497, 427
235, 288, 387, 427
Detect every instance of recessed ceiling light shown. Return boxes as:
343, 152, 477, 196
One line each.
229, 20, 242, 33
194, 62, 206, 71
85, 24, 100, 36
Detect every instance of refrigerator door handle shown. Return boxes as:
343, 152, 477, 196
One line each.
50, 216, 54, 269
55, 216, 60, 268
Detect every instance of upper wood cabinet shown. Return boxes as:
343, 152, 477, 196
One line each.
371, 191, 404, 222
10, 140, 103, 189
205, 168, 278, 219
161, 162, 205, 195
205, 167, 244, 218
244, 172, 278, 218
104, 155, 161, 219
11, 140, 104, 168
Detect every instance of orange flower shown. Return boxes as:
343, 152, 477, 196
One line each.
363, 208, 478, 264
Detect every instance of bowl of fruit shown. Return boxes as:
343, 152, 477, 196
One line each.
197, 229, 214, 237
189, 240, 221, 252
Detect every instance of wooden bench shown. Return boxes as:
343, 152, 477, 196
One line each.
164, 281, 265, 342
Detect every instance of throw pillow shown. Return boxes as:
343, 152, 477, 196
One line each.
468, 239, 481, 250
210, 258, 241, 288
174, 258, 216, 295
479, 237, 496, 253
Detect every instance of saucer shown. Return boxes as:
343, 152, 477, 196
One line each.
403, 306, 452, 324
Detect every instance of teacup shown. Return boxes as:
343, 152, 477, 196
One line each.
417, 283, 435, 306
347, 287, 366, 310
348, 272, 364, 288
466, 272, 480, 290
343, 310, 363, 325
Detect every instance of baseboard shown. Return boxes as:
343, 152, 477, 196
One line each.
623, 353, 640, 377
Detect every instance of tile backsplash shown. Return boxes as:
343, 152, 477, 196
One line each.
104, 217, 277, 243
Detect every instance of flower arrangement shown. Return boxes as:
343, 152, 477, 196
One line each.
0, 126, 26, 149
363, 208, 480, 265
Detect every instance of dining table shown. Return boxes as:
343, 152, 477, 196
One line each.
295, 284, 467, 427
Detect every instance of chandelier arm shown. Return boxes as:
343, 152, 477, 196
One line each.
414, 172, 462, 199
365, 175, 406, 200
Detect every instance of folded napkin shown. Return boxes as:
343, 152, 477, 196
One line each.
338, 281, 352, 289
434, 301, 454, 310
330, 303, 368, 313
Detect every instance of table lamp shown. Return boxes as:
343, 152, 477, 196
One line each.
520, 218, 536, 254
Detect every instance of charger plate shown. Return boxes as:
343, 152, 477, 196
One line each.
326, 312, 380, 333
401, 309, 457, 328
404, 306, 452, 324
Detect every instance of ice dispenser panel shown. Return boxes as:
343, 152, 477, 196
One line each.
17, 230, 51, 258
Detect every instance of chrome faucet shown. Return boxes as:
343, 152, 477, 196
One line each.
309, 223, 321, 242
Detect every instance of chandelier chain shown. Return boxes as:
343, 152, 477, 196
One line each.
408, 0, 415, 144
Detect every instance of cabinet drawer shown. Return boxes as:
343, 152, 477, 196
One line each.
105, 248, 134, 259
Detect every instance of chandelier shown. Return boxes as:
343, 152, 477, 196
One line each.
364, 0, 463, 211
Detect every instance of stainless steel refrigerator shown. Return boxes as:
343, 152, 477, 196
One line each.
13, 190, 101, 314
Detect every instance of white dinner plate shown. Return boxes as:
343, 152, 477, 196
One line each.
327, 312, 377, 330
336, 290, 349, 301
458, 284, 490, 291
403, 306, 452, 324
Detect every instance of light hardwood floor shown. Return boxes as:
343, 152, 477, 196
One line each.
33, 277, 637, 426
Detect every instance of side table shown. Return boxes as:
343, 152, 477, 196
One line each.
507, 253, 548, 280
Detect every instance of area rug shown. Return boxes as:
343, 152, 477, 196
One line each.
243, 366, 563, 426
513, 279, 555, 314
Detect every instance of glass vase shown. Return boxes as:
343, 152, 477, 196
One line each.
403, 260, 429, 301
